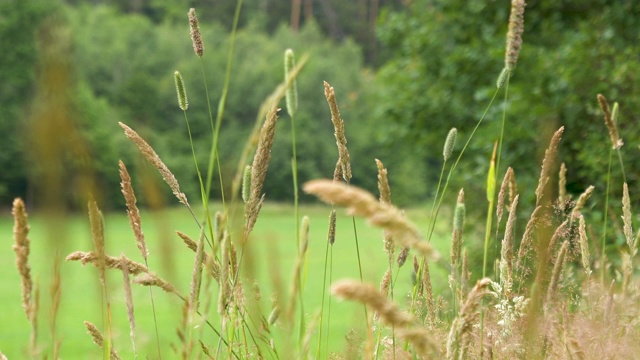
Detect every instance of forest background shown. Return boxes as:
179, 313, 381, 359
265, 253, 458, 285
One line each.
1, 0, 639, 214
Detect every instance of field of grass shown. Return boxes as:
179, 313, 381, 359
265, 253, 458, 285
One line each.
0, 201, 451, 358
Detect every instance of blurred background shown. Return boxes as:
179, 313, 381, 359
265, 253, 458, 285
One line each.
2, 0, 640, 357
1, 0, 639, 212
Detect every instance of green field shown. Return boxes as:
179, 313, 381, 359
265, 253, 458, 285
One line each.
0, 201, 451, 358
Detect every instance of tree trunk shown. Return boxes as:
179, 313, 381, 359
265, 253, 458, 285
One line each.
291, 0, 301, 31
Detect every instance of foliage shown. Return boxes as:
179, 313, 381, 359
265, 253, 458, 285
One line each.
374, 0, 640, 210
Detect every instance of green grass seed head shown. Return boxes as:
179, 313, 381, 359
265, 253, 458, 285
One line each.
496, 67, 510, 89
454, 189, 465, 232
284, 49, 298, 117
242, 164, 251, 203
174, 71, 188, 111
443, 128, 457, 161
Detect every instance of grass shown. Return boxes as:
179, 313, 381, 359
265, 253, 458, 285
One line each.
5, 1, 640, 358
0, 202, 451, 358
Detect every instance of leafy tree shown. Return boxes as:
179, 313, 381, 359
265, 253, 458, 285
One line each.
373, 0, 640, 209
0, 0, 52, 204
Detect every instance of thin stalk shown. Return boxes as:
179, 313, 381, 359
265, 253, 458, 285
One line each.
351, 214, 368, 323
426, 88, 500, 244
428, 163, 447, 234
289, 114, 306, 344
601, 148, 613, 283
325, 248, 333, 356
616, 149, 627, 183
410, 88, 500, 314
316, 238, 331, 358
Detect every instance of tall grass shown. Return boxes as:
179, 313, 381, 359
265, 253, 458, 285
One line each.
8, 1, 640, 359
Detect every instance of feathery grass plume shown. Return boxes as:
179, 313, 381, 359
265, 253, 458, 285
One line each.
332, 159, 343, 182
500, 195, 519, 294
188, 8, 204, 57
88, 201, 107, 287
179, 231, 220, 283
331, 279, 413, 327
576, 213, 591, 276
50, 256, 62, 359
218, 232, 230, 315
119, 122, 189, 206
119, 161, 148, 260
268, 305, 280, 326
546, 240, 569, 305
571, 185, 595, 218
547, 219, 569, 258
284, 49, 298, 117
304, 180, 441, 260
245, 108, 279, 236
446, 278, 492, 360
516, 205, 542, 272
504, 0, 526, 71
597, 94, 623, 149
214, 211, 225, 245
189, 232, 206, 313
461, 249, 470, 295
12, 198, 33, 320
496, 67, 509, 89
397, 327, 441, 358
301, 215, 310, 253
376, 159, 394, 259
379, 269, 392, 298
622, 182, 636, 257
508, 168, 518, 209
119, 255, 137, 358
422, 259, 436, 326
376, 159, 391, 204
497, 168, 513, 224
451, 189, 465, 267
397, 247, 410, 267
66, 251, 149, 275
241, 164, 251, 203
32, 281, 40, 355
84, 321, 121, 360
324, 81, 352, 182
558, 162, 567, 210
300, 311, 321, 358
328, 209, 337, 245
133, 273, 178, 295
174, 71, 188, 111
535, 126, 565, 206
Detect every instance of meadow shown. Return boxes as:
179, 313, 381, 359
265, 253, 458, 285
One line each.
4, 0, 640, 359
0, 203, 452, 358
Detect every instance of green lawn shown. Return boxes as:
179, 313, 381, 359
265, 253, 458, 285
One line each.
0, 201, 451, 358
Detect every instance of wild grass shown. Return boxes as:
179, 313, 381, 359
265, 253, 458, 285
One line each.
5, 1, 640, 359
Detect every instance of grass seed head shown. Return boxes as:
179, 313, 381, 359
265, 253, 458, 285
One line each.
284, 49, 298, 117
174, 71, 188, 111
12, 198, 33, 320
505, 0, 526, 71
188, 8, 204, 57
443, 127, 457, 161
